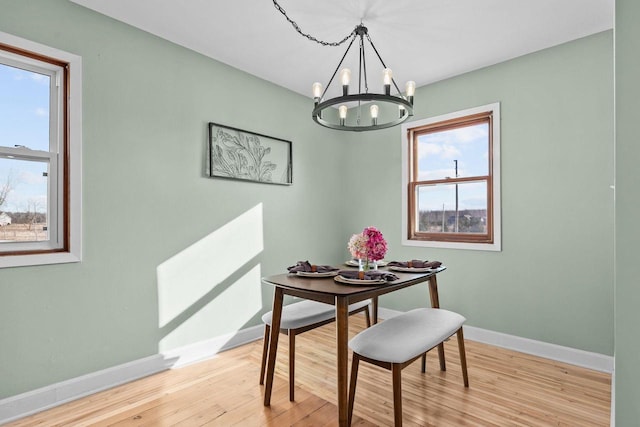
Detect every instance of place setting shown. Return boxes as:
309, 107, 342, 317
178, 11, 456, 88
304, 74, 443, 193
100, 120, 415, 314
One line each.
387, 260, 442, 273
334, 269, 398, 285
287, 260, 340, 277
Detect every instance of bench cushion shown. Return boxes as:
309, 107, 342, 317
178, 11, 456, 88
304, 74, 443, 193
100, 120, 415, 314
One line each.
262, 299, 370, 330
349, 308, 465, 364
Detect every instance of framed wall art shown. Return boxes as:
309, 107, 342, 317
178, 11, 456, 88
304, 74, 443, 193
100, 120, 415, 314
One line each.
208, 122, 292, 185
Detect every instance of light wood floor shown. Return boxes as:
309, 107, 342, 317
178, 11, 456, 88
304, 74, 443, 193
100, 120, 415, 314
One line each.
7, 315, 611, 426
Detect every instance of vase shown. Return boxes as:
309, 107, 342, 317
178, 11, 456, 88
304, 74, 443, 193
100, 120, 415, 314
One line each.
358, 259, 377, 271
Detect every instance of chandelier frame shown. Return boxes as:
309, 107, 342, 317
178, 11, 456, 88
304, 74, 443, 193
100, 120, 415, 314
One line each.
273, 1, 415, 132
311, 24, 414, 132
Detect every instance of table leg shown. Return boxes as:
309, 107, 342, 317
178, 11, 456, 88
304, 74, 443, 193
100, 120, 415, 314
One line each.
336, 296, 349, 427
263, 287, 284, 406
429, 275, 447, 371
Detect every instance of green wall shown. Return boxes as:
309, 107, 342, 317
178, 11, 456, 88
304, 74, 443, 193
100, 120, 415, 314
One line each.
0, 0, 616, 404
0, 0, 347, 398
615, 0, 640, 423
342, 31, 615, 356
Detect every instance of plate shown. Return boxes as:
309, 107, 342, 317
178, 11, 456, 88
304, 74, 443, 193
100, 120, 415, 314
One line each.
296, 270, 339, 278
388, 266, 433, 273
334, 275, 387, 285
344, 260, 388, 267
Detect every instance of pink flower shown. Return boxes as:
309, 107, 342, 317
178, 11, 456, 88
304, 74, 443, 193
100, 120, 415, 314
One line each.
363, 226, 388, 261
348, 233, 368, 259
348, 226, 388, 262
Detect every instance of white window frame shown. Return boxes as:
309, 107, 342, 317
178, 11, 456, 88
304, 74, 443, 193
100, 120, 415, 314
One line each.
0, 31, 82, 268
401, 103, 501, 251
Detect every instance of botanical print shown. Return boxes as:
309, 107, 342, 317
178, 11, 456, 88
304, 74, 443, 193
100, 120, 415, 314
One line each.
209, 124, 291, 185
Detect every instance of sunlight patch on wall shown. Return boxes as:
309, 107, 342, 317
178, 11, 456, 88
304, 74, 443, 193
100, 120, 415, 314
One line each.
158, 264, 263, 352
156, 204, 264, 328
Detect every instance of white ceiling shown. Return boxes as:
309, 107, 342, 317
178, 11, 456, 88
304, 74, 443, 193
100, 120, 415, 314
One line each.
70, 0, 613, 100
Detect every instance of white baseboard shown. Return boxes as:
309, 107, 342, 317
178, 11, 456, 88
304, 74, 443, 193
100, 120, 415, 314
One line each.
1, 309, 613, 425
463, 324, 614, 373
0, 325, 264, 425
0, 354, 168, 425
378, 307, 614, 373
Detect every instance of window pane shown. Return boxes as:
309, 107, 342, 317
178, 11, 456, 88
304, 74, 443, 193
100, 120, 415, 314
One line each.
0, 63, 50, 151
0, 157, 49, 243
416, 181, 487, 234
416, 122, 488, 180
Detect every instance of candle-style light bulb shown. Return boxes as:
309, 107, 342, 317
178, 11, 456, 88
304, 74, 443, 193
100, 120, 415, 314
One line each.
370, 104, 379, 125
340, 68, 351, 96
312, 82, 322, 102
339, 105, 348, 126
405, 81, 416, 104
340, 68, 351, 86
383, 68, 393, 95
383, 68, 393, 85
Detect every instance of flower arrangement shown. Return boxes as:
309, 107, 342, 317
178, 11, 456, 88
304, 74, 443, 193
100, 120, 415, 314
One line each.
348, 226, 388, 268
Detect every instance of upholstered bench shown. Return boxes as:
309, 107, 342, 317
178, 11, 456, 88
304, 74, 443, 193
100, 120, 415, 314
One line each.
347, 308, 468, 426
259, 299, 371, 401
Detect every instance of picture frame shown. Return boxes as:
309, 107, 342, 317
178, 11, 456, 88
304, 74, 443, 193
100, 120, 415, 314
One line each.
208, 122, 292, 185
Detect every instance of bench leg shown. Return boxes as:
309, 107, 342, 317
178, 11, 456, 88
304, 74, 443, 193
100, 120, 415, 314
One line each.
421, 353, 427, 373
259, 324, 270, 385
372, 297, 379, 324
457, 327, 469, 387
348, 353, 360, 427
392, 364, 403, 426
289, 331, 296, 401
437, 343, 446, 371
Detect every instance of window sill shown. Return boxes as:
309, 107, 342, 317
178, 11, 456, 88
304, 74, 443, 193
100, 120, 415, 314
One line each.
401, 237, 501, 252
0, 251, 81, 269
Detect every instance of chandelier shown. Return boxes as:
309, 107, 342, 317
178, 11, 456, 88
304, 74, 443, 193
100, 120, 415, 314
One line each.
273, 1, 415, 132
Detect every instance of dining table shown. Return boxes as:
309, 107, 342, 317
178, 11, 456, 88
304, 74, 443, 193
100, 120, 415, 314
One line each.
261, 265, 447, 427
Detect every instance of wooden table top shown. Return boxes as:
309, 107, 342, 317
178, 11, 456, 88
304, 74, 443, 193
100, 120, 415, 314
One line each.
262, 266, 446, 300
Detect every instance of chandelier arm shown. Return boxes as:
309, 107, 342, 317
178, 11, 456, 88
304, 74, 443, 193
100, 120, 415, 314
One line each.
357, 36, 363, 122
272, 0, 355, 46
358, 36, 363, 95
366, 33, 406, 98
320, 33, 358, 100
361, 35, 369, 94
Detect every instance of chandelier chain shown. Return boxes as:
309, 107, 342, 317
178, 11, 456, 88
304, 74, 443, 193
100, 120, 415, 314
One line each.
272, 0, 355, 47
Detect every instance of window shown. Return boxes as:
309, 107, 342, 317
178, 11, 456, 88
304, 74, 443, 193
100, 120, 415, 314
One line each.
401, 103, 501, 251
0, 31, 82, 268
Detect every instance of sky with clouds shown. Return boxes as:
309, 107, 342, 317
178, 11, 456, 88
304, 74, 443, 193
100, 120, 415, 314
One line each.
416, 123, 489, 212
0, 63, 49, 214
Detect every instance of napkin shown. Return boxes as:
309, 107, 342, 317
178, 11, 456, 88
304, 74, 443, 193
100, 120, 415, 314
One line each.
337, 270, 399, 282
287, 261, 339, 273
387, 260, 442, 269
